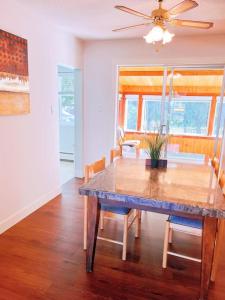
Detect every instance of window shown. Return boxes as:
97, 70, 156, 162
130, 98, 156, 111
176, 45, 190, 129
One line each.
124, 95, 138, 131
142, 96, 161, 132
213, 97, 225, 136
169, 96, 211, 136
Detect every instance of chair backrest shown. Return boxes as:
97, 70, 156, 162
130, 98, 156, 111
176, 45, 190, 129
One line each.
84, 157, 106, 183
110, 146, 122, 163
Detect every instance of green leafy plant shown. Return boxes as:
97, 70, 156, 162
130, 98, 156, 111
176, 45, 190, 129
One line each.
145, 133, 166, 160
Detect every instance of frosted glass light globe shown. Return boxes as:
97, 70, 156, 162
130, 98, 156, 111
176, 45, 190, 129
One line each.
143, 32, 154, 44
144, 26, 164, 43
163, 30, 175, 44
150, 26, 164, 41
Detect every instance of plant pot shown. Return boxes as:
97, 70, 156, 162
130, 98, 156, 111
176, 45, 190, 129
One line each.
151, 159, 159, 168
158, 159, 168, 168
145, 158, 151, 166
145, 159, 167, 168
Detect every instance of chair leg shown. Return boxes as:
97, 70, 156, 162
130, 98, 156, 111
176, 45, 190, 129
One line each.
100, 210, 104, 230
122, 215, 129, 260
211, 219, 225, 282
162, 221, 170, 268
168, 228, 173, 244
83, 196, 88, 250
135, 210, 140, 238
136, 147, 140, 158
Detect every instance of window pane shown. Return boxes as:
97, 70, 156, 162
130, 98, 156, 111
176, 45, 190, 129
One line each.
213, 97, 225, 136
169, 97, 211, 135
60, 95, 75, 125
142, 96, 161, 132
59, 70, 75, 127
125, 96, 138, 131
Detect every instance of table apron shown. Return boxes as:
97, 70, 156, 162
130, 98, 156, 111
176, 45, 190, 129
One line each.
98, 197, 204, 220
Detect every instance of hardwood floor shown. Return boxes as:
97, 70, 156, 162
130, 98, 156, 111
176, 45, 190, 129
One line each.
0, 179, 224, 300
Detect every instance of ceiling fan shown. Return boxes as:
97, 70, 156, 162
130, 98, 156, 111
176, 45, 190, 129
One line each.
113, 0, 213, 45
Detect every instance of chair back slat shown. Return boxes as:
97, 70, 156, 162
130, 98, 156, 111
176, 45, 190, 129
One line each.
85, 157, 106, 182
92, 157, 106, 174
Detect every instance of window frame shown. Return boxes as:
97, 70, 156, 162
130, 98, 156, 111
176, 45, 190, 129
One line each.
213, 96, 225, 137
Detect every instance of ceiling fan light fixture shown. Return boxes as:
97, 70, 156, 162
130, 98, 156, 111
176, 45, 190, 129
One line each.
144, 26, 175, 44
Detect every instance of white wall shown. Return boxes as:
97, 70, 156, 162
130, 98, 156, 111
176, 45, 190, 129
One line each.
83, 35, 225, 164
0, 0, 83, 233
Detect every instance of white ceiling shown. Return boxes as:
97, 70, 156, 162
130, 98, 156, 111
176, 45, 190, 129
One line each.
17, 0, 225, 40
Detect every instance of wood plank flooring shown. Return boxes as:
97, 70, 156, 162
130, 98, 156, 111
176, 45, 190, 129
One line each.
0, 179, 224, 300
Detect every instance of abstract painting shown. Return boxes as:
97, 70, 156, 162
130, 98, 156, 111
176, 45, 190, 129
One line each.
0, 29, 30, 115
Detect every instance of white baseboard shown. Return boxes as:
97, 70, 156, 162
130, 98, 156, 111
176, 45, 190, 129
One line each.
0, 187, 62, 235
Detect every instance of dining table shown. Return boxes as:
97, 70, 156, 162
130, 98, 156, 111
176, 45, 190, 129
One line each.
79, 155, 225, 300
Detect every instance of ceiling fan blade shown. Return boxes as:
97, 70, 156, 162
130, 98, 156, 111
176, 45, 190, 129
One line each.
113, 23, 151, 32
115, 6, 152, 19
168, 0, 198, 16
170, 19, 213, 29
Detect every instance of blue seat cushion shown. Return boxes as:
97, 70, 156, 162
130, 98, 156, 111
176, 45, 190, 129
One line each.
101, 204, 131, 215
168, 215, 202, 229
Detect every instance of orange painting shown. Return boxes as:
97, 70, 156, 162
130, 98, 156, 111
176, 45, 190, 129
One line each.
0, 29, 30, 115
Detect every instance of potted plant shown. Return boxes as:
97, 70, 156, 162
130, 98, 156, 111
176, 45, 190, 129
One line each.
145, 133, 166, 168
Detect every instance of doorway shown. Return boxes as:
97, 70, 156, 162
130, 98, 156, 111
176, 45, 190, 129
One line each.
116, 65, 225, 159
58, 65, 75, 185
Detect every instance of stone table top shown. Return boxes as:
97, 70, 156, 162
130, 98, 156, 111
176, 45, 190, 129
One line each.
79, 158, 225, 218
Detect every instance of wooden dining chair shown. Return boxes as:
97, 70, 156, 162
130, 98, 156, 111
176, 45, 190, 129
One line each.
110, 147, 142, 221
83, 156, 139, 260
110, 146, 122, 163
211, 171, 225, 282
219, 171, 225, 191
162, 215, 202, 268
83, 157, 106, 251
162, 170, 225, 269
117, 127, 140, 157
211, 156, 218, 168
211, 156, 220, 177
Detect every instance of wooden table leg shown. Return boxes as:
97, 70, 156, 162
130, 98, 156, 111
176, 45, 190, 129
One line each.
86, 196, 100, 272
200, 216, 217, 300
